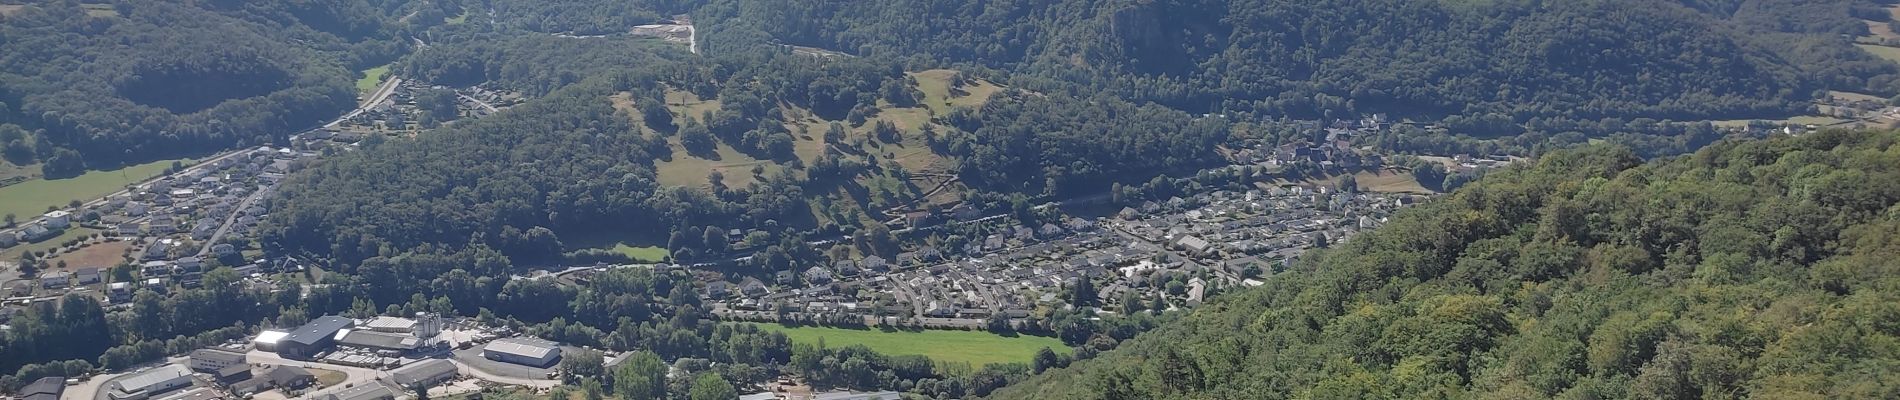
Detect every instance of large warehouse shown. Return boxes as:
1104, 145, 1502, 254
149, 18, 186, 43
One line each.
277, 316, 354, 358
482, 338, 562, 367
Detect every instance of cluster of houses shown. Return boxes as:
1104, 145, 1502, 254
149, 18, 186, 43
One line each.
321, 80, 507, 139
1, 146, 302, 319
704, 181, 1428, 327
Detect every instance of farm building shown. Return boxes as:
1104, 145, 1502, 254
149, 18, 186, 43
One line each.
482, 338, 562, 367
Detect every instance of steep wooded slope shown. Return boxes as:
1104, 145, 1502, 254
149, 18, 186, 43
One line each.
991, 131, 1900, 399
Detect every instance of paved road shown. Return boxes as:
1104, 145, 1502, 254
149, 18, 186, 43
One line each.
457, 92, 500, 114
326, 76, 403, 129
244, 350, 392, 398
194, 186, 270, 258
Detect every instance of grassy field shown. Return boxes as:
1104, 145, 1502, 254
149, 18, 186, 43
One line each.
746, 323, 1069, 367
654, 138, 783, 188
357, 65, 391, 95
609, 244, 669, 262
1858, 43, 1900, 64
664, 89, 723, 122
911, 69, 1002, 115
445, 12, 468, 25
0, 158, 180, 223
1829, 90, 1887, 103
0, 4, 24, 17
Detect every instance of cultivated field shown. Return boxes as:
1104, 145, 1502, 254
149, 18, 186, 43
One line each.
0, 158, 180, 222
746, 323, 1069, 368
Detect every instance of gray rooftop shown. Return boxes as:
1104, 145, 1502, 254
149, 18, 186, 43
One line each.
284, 316, 353, 346
482, 337, 558, 359
390, 359, 458, 387
114, 364, 190, 393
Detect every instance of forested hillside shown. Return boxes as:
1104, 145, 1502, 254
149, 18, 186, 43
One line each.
268, 35, 1237, 268
0, 0, 410, 176
990, 130, 1900, 399
694, 0, 1899, 121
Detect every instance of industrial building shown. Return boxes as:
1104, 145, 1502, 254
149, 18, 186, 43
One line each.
336, 329, 421, 353
251, 330, 289, 352
319, 384, 395, 400
277, 316, 354, 358
108, 364, 193, 400
363, 313, 443, 337
21, 377, 64, 400
390, 359, 459, 388
188, 349, 247, 372
482, 338, 562, 367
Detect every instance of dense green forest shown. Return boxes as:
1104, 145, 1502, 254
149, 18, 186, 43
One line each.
990, 130, 1900, 399
0, 0, 412, 176
692, 0, 1900, 122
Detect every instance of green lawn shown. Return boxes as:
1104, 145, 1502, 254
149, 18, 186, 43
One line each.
746, 323, 1069, 368
357, 65, 391, 94
0, 159, 181, 223
609, 244, 669, 262
1857, 44, 1900, 64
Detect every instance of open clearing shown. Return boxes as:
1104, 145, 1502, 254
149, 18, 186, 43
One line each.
1303, 170, 1434, 194
0, 5, 25, 17
357, 65, 391, 95
1711, 115, 1851, 129
664, 89, 722, 121
52, 241, 133, 270
1829, 90, 1886, 103
746, 323, 1068, 368
79, 3, 115, 17
0, 158, 181, 223
608, 244, 668, 262
0, 159, 35, 182
1857, 44, 1900, 64
911, 69, 1002, 115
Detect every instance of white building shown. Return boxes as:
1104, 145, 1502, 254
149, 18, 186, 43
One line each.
188, 349, 246, 372
42, 210, 71, 229
482, 338, 562, 367
108, 364, 192, 400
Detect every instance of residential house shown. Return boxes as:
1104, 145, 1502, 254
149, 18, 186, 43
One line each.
75, 267, 102, 285
42, 210, 71, 229
39, 272, 69, 289
20, 225, 55, 242
804, 267, 834, 285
